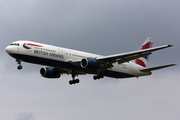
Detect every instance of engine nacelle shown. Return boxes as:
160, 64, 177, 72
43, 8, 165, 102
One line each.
81, 58, 100, 69
40, 67, 61, 78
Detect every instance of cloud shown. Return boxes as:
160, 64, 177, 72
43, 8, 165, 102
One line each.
0, 0, 4, 3
16, 111, 35, 120
0, 58, 7, 78
0, 67, 179, 120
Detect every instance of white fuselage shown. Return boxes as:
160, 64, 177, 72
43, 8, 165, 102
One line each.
5, 41, 151, 79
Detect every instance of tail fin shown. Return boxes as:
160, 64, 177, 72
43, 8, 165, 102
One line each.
134, 37, 154, 68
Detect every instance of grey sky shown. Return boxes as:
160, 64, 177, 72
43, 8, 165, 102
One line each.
0, 0, 179, 120
16, 112, 34, 120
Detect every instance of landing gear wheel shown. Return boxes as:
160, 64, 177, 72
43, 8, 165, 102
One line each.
69, 80, 73, 85
100, 75, 104, 79
69, 72, 80, 85
76, 79, 80, 83
69, 79, 80, 85
93, 74, 104, 80
93, 76, 97, 80
17, 66, 23, 70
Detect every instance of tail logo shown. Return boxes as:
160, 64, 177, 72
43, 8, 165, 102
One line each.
139, 42, 153, 50
135, 59, 146, 68
135, 40, 153, 68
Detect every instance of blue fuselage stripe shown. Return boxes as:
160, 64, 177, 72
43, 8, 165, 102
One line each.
10, 54, 135, 78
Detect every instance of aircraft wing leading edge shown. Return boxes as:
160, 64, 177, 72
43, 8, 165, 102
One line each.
68, 45, 173, 69
96, 44, 173, 64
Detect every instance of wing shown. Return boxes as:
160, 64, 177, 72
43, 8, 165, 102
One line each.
68, 44, 173, 69
96, 45, 173, 65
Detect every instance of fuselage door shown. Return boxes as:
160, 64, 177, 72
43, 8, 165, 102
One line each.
16, 43, 20, 52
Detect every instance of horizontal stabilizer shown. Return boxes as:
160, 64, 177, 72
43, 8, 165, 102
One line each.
140, 64, 176, 72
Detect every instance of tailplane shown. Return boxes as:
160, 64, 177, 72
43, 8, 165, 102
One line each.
133, 37, 154, 68
140, 64, 176, 72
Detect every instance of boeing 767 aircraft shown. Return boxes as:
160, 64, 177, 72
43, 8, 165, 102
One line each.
5, 37, 175, 85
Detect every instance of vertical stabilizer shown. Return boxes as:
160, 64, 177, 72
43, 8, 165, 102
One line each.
134, 37, 154, 68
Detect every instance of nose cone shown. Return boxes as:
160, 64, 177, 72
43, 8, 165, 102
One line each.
5, 46, 12, 54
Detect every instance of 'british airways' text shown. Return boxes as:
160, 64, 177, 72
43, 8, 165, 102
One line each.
34, 50, 64, 59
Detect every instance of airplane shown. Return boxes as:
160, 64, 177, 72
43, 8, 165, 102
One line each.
5, 37, 176, 85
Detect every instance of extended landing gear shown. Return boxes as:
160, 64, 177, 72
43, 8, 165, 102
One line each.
69, 79, 80, 85
16, 59, 23, 70
69, 72, 80, 85
93, 74, 104, 80
17, 65, 23, 70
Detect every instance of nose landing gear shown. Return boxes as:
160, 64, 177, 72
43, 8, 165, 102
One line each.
16, 59, 23, 70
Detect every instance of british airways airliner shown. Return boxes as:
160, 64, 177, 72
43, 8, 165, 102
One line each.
5, 37, 175, 85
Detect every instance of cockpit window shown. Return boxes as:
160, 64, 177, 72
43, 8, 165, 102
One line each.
10, 43, 19, 46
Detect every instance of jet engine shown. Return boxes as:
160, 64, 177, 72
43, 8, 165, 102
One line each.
80, 58, 100, 69
40, 67, 61, 78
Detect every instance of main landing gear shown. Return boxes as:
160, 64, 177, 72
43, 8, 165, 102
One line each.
16, 59, 23, 70
69, 72, 80, 85
93, 74, 104, 80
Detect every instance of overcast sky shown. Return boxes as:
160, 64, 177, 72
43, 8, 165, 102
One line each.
0, 0, 179, 120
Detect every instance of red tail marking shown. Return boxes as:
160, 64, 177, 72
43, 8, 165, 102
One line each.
139, 42, 153, 50
135, 59, 146, 68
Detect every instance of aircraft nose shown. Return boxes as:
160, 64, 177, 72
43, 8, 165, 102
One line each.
5, 46, 12, 54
